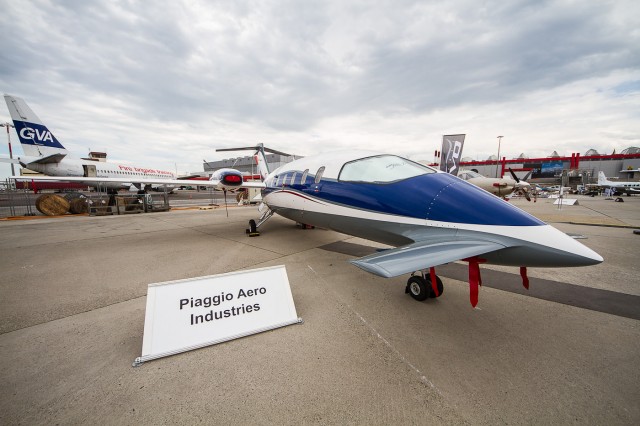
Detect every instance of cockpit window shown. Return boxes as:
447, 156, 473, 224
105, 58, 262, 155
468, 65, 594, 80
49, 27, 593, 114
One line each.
339, 155, 436, 184
458, 170, 482, 180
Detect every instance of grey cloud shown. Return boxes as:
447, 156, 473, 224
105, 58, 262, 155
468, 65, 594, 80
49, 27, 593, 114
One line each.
345, 0, 640, 113
0, 0, 637, 159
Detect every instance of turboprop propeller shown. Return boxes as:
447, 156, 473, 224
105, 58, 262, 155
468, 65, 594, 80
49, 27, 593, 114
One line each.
508, 168, 535, 202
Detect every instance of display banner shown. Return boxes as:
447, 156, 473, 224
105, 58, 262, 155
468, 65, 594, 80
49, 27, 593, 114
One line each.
134, 265, 301, 365
439, 134, 465, 176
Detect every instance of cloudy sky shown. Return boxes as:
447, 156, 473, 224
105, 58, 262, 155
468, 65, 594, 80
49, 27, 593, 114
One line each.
1, 0, 638, 177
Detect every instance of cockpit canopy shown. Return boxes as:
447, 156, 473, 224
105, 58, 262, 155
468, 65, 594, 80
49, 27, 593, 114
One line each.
339, 155, 437, 184
458, 170, 483, 180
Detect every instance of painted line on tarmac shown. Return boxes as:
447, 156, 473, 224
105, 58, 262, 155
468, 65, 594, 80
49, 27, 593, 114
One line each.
320, 241, 640, 321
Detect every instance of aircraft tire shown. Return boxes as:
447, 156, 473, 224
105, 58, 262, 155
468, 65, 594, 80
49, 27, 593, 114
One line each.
406, 276, 429, 301
247, 219, 260, 237
427, 275, 444, 298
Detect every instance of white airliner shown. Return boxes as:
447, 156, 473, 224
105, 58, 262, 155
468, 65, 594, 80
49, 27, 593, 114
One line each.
597, 171, 640, 195
3, 94, 180, 191
14, 140, 603, 308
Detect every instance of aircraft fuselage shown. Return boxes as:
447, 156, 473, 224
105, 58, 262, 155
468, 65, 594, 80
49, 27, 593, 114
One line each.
260, 151, 602, 272
18, 156, 177, 191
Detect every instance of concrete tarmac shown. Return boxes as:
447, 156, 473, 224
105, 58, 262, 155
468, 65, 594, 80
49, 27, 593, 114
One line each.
0, 195, 639, 424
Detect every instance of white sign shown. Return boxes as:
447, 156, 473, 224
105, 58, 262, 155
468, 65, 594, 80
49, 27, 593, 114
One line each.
134, 265, 301, 365
553, 198, 579, 205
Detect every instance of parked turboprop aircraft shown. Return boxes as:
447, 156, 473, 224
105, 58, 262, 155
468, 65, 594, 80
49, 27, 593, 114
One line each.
457, 169, 534, 201
14, 146, 603, 308
597, 171, 640, 195
3, 94, 180, 191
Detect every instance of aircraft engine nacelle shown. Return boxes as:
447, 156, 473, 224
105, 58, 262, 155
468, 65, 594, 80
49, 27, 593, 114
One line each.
210, 168, 244, 190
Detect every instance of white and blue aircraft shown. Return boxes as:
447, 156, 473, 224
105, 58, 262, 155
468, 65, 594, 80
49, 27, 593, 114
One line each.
3, 94, 180, 191
7, 98, 603, 307
249, 150, 602, 306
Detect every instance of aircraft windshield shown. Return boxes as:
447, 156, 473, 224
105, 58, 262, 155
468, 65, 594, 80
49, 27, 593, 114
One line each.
459, 170, 483, 180
339, 155, 436, 184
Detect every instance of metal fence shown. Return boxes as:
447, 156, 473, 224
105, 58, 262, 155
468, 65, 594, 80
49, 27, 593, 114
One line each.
0, 180, 37, 217
0, 179, 170, 219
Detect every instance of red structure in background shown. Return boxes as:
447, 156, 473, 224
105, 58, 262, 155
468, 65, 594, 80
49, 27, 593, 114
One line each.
430, 152, 640, 178
14, 180, 89, 193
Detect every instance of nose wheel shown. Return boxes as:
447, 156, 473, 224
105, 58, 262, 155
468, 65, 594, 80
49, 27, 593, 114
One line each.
406, 271, 443, 301
246, 219, 260, 237
246, 208, 274, 237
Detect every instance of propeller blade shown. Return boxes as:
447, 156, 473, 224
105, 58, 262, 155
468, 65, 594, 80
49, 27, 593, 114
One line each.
216, 145, 291, 157
263, 147, 292, 156
216, 146, 258, 152
508, 167, 520, 183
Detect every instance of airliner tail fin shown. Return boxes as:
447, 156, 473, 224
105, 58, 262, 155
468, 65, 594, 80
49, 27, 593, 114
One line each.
4, 94, 68, 158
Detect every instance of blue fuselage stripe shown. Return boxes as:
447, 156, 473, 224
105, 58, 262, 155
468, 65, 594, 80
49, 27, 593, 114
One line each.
264, 173, 544, 226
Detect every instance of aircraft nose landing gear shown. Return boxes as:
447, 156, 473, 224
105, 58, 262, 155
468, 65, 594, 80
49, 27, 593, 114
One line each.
406, 268, 443, 301
246, 208, 274, 237
246, 219, 260, 237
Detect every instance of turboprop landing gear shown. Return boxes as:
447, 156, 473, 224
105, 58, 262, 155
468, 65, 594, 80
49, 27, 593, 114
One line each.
405, 268, 443, 301
246, 208, 274, 237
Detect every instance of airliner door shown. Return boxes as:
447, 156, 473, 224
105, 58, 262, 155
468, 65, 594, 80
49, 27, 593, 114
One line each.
83, 164, 96, 177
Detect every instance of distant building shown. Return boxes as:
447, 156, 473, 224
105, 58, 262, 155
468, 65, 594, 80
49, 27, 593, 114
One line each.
203, 152, 301, 175
452, 148, 640, 184
86, 151, 107, 162
621, 146, 640, 155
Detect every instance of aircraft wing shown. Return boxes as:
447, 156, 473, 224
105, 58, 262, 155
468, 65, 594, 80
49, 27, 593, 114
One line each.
9, 175, 266, 189
350, 239, 506, 278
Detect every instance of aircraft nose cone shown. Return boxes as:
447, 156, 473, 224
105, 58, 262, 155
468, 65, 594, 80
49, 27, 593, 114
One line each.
545, 226, 604, 267
576, 246, 604, 266
488, 224, 604, 268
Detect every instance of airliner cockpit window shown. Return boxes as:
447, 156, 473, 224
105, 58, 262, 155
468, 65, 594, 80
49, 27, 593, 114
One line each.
339, 155, 436, 184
